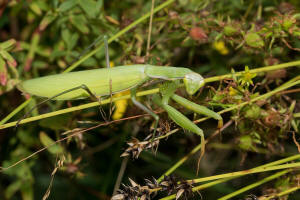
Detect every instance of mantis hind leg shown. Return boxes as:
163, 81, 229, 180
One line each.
130, 87, 159, 138
16, 84, 106, 127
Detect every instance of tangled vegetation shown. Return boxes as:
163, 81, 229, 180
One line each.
0, 0, 300, 199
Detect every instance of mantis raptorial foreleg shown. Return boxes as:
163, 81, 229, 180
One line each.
104, 35, 113, 120
171, 94, 223, 128
153, 80, 222, 173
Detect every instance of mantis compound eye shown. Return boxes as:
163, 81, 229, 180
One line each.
183, 72, 205, 95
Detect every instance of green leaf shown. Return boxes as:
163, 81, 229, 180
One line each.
70, 15, 90, 34
78, 0, 101, 18
5, 180, 22, 199
58, 0, 78, 12
39, 113, 72, 130
0, 57, 7, 86
81, 56, 98, 67
29, 2, 42, 16
224, 25, 238, 36
245, 33, 265, 48
243, 104, 262, 120
39, 11, 58, 31
61, 29, 79, 50
0, 39, 16, 50
39, 132, 64, 154
0, 50, 17, 67
21, 182, 34, 200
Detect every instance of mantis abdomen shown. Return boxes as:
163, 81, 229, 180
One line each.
19, 65, 150, 100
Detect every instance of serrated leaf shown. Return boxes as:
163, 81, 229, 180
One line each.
39, 132, 64, 154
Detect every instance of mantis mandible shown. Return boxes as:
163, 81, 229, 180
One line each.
17, 37, 223, 169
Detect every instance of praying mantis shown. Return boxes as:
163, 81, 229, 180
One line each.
17, 38, 223, 167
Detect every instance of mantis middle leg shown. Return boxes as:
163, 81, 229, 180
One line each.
17, 84, 106, 127
130, 87, 159, 137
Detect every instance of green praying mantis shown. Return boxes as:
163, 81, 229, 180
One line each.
17, 37, 223, 167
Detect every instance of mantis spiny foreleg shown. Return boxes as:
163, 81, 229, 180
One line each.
153, 80, 206, 174
130, 87, 159, 137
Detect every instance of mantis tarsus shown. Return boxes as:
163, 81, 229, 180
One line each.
17, 37, 223, 170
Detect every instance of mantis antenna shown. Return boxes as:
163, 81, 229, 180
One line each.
104, 35, 110, 69
103, 35, 114, 119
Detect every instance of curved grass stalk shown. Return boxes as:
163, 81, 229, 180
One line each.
190, 162, 300, 184
218, 170, 291, 200
0, 0, 176, 126
264, 185, 300, 200
159, 154, 300, 200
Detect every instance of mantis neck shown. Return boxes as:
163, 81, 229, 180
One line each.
145, 65, 193, 80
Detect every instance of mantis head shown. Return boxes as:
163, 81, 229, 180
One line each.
183, 72, 205, 95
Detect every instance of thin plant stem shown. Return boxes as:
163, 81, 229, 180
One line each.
264, 185, 300, 200
191, 162, 300, 184
218, 170, 291, 200
159, 154, 300, 200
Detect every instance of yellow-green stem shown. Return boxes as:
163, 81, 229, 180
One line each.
264, 185, 300, 200
160, 149, 300, 200
218, 170, 291, 200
